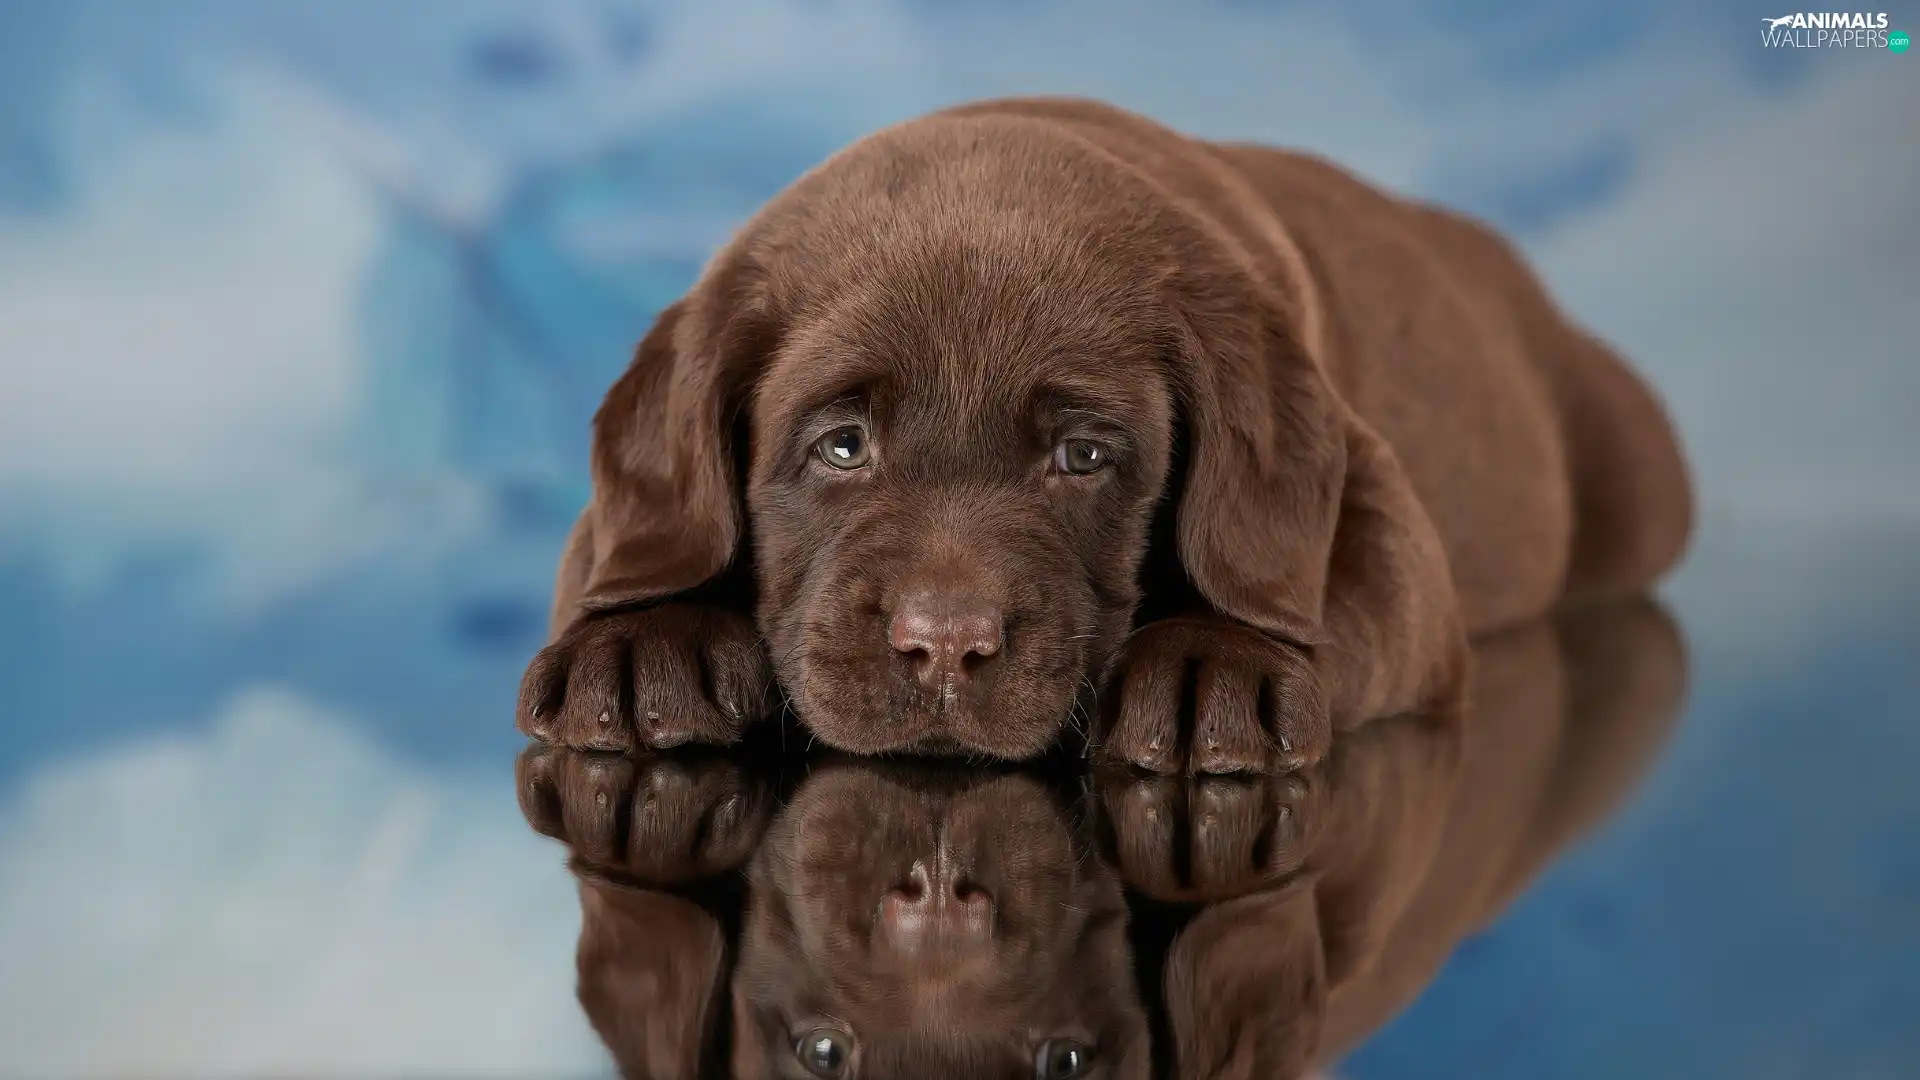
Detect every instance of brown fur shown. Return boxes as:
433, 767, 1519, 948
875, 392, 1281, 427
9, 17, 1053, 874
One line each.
731, 765, 1150, 1080
517, 96, 1693, 772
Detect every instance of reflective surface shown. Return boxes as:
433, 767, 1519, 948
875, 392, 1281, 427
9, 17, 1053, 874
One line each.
4, 547, 1918, 1076
517, 599, 1686, 1078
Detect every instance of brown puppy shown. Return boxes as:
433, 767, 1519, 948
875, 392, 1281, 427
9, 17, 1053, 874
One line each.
517, 95, 1693, 772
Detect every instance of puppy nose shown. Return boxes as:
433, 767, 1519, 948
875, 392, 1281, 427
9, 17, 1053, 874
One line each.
888, 595, 1004, 687
879, 859, 994, 950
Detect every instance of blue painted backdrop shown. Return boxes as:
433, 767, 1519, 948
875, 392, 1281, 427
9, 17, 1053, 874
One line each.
0, 2, 1914, 1076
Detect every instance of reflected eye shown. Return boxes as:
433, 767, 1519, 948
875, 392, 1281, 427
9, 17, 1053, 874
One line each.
816, 426, 871, 470
1035, 1039, 1093, 1079
795, 1029, 853, 1077
1053, 439, 1109, 475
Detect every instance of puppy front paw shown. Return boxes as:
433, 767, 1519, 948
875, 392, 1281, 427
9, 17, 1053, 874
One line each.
517, 604, 774, 751
1100, 615, 1328, 775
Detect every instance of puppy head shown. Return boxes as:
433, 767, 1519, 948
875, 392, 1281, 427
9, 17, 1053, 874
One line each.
730, 761, 1149, 1080
577, 105, 1346, 759
744, 212, 1180, 758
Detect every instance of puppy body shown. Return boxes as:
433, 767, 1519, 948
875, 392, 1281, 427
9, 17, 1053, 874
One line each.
520, 97, 1692, 771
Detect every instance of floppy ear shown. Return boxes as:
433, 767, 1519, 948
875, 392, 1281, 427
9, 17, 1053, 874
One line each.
575, 881, 730, 1080
575, 275, 772, 618
1163, 884, 1327, 1079
1170, 290, 1348, 647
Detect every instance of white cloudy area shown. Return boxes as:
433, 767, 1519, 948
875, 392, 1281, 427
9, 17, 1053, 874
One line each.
0, 1, 1914, 1074
0, 688, 607, 1077
1532, 53, 1920, 662
0, 69, 364, 490
0, 61, 495, 615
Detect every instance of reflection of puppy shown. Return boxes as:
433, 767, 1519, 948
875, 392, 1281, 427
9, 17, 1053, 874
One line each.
518, 747, 777, 1080
732, 763, 1150, 1079
1096, 598, 1688, 1078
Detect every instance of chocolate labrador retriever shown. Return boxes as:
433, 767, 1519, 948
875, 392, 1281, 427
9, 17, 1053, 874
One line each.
517, 95, 1693, 772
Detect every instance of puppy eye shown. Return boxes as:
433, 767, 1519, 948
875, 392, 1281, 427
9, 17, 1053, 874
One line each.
1052, 439, 1109, 475
1035, 1039, 1093, 1079
816, 426, 871, 470
795, 1029, 854, 1077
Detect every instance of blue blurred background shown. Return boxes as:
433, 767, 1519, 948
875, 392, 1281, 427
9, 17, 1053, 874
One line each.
0, 1, 1914, 1076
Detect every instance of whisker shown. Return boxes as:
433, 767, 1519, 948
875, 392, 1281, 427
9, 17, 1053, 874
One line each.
776, 639, 810, 669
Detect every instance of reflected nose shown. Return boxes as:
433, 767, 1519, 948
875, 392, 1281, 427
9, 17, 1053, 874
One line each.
888, 594, 1004, 689
879, 858, 994, 950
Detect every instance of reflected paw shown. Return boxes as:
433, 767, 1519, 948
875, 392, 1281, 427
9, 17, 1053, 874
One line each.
516, 744, 773, 883
1096, 770, 1314, 902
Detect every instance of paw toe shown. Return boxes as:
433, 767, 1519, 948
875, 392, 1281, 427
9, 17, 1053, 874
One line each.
557, 636, 634, 751
1263, 664, 1330, 772
1103, 653, 1186, 773
631, 645, 736, 750
516, 644, 571, 740
1191, 663, 1271, 774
